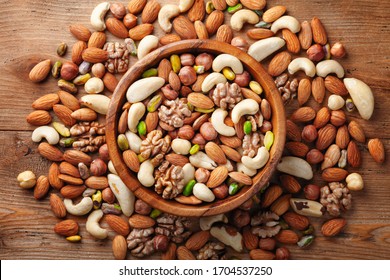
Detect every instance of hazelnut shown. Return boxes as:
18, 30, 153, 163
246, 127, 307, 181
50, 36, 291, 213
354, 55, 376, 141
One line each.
178, 125, 195, 140
306, 149, 324, 164
306, 44, 325, 62
200, 122, 218, 141
123, 13, 137, 29
330, 42, 346, 58
60, 61, 79, 81
212, 183, 228, 199
239, 198, 254, 211
180, 53, 195, 66
178, 66, 197, 86
135, 199, 152, 215
276, 247, 290, 260
90, 158, 107, 176
231, 36, 249, 52
168, 129, 178, 139
110, 2, 126, 19
259, 238, 276, 251
330, 110, 346, 127
99, 144, 110, 162
91, 63, 106, 78
161, 84, 179, 100
301, 125, 318, 142
102, 187, 115, 204
260, 120, 273, 133
304, 184, 321, 200
234, 71, 250, 87
153, 235, 169, 252
195, 168, 210, 183
192, 133, 206, 145
195, 53, 213, 71
17, 170, 37, 189
180, 86, 192, 97
231, 209, 250, 228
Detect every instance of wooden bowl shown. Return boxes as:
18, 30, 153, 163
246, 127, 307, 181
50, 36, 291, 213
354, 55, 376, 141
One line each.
106, 40, 286, 217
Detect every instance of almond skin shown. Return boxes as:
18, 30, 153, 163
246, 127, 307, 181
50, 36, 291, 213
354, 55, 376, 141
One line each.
240, 0, 266, 10
347, 140, 362, 168
290, 107, 316, 123
38, 142, 64, 162
243, 226, 259, 250
32, 93, 59, 110
207, 166, 229, 188
322, 167, 348, 182
26, 110, 52, 126
261, 185, 283, 208
282, 29, 300, 54
283, 212, 309, 230
185, 231, 210, 250
286, 120, 302, 142
325, 76, 349, 96
188, 93, 214, 109
50, 193, 67, 218
63, 150, 92, 166
313, 107, 330, 129
250, 249, 275, 260
59, 162, 81, 178
311, 17, 328, 45
58, 90, 80, 111
48, 163, 64, 190
127, 0, 147, 14
275, 229, 299, 244
162, 243, 177, 260
205, 10, 224, 35
88, 32, 106, 48
262, 5, 286, 22
112, 235, 128, 260
297, 78, 312, 106
321, 218, 346, 237
53, 104, 76, 127
219, 135, 242, 148
221, 145, 242, 162
177, 246, 196, 260
173, 16, 197, 39
71, 108, 97, 121
312, 76, 325, 104
29, 59, 51, 83
368, 138, 385, 164
336, 125, 350, 149
280, 174, 302, 194
141, 0, 160, 24
268, 51, 291, 77
103, 72, 119, 92
123, 150, 140, 172
60, 185, 86, 199
128, 214, 156, 229
165, 153, 189, 167
58, 174, 83, 185
316, 124, 336, 150
82, 47, 109, 63
228, 172, 253, 185
194, 20, 209, 39
69, 24, 91, 42
106, 18, 129, 39
85, 176, 109, 189
145, 112, 159, 133
54, 220, 79, 237
34, 175, 50, 200
72, 41, 87, 65
159, 34, 182, 45
348, 120, 366, 143
299, 20, 313, 50
188, 0, 206, 22
216, 24, 233, 43
247, 28, 274, 40
270, 194, 291, 216
205, 142, 227, 164
106, 215, 130, 236
128, 23, 154, 41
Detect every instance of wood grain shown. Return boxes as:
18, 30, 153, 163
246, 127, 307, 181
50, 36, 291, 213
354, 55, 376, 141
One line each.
0, 0, 389, 259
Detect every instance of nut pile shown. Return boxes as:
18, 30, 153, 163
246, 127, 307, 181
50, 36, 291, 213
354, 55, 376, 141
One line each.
19, 0, 386, 260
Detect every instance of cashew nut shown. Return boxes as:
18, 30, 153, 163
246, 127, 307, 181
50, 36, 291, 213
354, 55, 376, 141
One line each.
125, 131, 142, 153
137, 160, 155, 187
200, 214, 228, 230
108, 160, 118, 175
242, 146, 269, 170
201, 72, 227, 92
189, 152, 217, 170
80, 94, 110, 115
179, 0, 194, 12
86, 210, 108, 239
230, 9, 260, 31
193, 183, 215, 202
277, 156, 313, 180
32, 126, 60, 145
237, 162, 257, 176
327, 94, 345, 110
108, 174, 135, 216
126, 77, 165, 103
158, 4, 180, 33
211, 109, 236, 136
64, 197, 93, 216
127, 102, 146, 133
288, 57, 316, 77
212, 54, 244, 74
270, 15, 301, 33
346, 172, 364, 191
210, 226, 243, 252
171, 139, 192, 155
90, 2, 110, 31
316, 60, 345, 78
182, 163, 195, 185
248, 37, 285, 62
231, 99, 259, 124
343, 78, 374, 120
290, 198, 325, 217
137, 35, 159, 60
222, 159, 234, 172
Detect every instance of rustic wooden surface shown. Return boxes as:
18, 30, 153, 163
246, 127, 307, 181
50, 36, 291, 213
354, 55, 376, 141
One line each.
0, 0, 389, 260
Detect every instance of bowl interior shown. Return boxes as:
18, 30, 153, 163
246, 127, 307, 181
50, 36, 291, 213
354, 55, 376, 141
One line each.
106, 39, 286, 217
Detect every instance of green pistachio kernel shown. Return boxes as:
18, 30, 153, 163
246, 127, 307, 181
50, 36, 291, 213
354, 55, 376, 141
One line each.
57, 42, 68, 57
73, 73, 91, 85
229, 182, 240, 195
227, 4, 243, 14
92, 190, 102, 210
137, 121, 147, 136
193, 65, 205, 74
147, 94, 163, 112
114, 203, 122, 211
254, 10, 264, 17
302, 225, 315, 235
58, 79, 77, 94
142, 68, 158, 78
150, 209, 162, 219
117, 134, 129, 151
66, 235, 81, 242
297, 235, 315, 248
51, 61, 62, 78
206, 1, 215, 14
346, 98, 355, 112
255, 21, 271, 29
195, 107, 215, 113
279, 219, 289, 230
53, 122, 70, 137
137, 154, 146, 163
187, 102, 194, 111
264, 131, 274, 151
59, 137, 75, 147
243, 121, 252, 135
189, 144, 200, 155
222, 67, 236, 81
170, 54, 181, 73
183, 179, 196, 196
249, 81, 263, 95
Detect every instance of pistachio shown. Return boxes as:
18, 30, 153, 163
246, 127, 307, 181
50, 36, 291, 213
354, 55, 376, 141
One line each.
222, 67, 236, 80
147, 93, 163, 112
183, 179, 196, 196
249, 81, 263, 95
206, 1, 215, 14
190, 144, 200, 155
51, 61, 62, 78
264, 131, 274, 151
92, 190, 102, 209
52, 122, 70, 137
345, 98, 355, 112
66, 235, 82, 242
59, 137, 75, 147
137, 121, 147, 136
193, 65, 205, 74
297, 235, 314, 248
170, 54, 181, 73
229, 182, 240, 195
57, 42, 68, 56
227, 3, 243, 14
255, 21, 272, 28
142, 68, 158, 78
117, 134, 130, 151
243, 121, 252, 135
73, 73, 91, 85
150, 208, 162, 219
58, 79, 77, 94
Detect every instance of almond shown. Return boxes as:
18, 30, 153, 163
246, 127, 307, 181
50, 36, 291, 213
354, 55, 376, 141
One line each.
145, 111, 159, 133
242, 226, 259, 250
63, 149, 92, 166
283, 212, 309, 231
275, 229, 299, 244
102, 72, 118, 92
188, 93, 214, 109
32, 93, 59, 110
82, 47, 109, 63
50, 193, 67, 218
247, 28, 274, 40
123, 150, 140, 172
34, 175, 50, 200
321, 218, 346, 237
262, 5, 286, 22
268, 51, 291, 77
205, 10, 224, 35
188, 0, 205, 22
118, 110, 129, 134
85, 176, 109, 189
221, 145, 242, 162
312, 76, 325, 104
234, 116, 245, 139
71, 108, 97, 121
299, 20, 313, 50
112, 235, 128, 260
280, 174, 301, 194
250, 249, 275, 260
127, 0, 147, 14
29, 59, 51, 83
325, 76, 348, 96
270, 194, 291, 216
162, 243, 177, 260
128, 23, 154, 41
177, 246, 196, 260
58, 174, 83, 185
69, 24, 91, 42
212, 0, 227, 10
71, 41, 87, 65
297, 78, 311, 106
88, 32, 106, 48
348, 121, 366, 143
336, 125, 350, 149
54, 219, 79, 237
26, 110, 52, 126
168, 71, 181, 91
59, 162, 81, 178
185, 231, 210, 250
194, 20, 209, 39
158, 59, 172, 81
347, 140, 362, 168
38, 142, 64, 162
322, 167, 348, 182
216, 24, 233, 43
240, 0, 266, 10
286, 120, 302, 142
207, 166, 229, 188
173, 16, 197, 39
313, 106, 330, 129
53, 104, 76, 127
316, 124, 336, 150
367, 138, 385, 164
330, 110, 347, 127
228, 172, 253, 185
165, 153, 190, 167
311, 17, 328, 45
60, 185, 86, 198
106, 215, 130, 236
286, 141, 310, 158
106, 18, 129, 39
205, 142, 227, 164
219, 135, 242, 148
290, 107, 316, 123
141, 0, 160, 23
48, 163, 63, 190
58, 90, 80, 111
159, 34, 182, 45
282, 29, 300, 54
321, 144, 341, 170
128, 214, 156, 229
241, 87, 262, 103
261, 185, 283, 208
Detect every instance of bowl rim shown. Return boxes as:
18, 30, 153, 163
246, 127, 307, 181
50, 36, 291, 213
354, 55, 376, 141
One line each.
106, 39, 286, 217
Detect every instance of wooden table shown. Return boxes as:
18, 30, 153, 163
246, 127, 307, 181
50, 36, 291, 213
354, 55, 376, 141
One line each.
0, 0, 389, 260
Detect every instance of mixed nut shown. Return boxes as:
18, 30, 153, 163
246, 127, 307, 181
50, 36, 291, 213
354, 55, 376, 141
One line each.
19, 0, 386, 260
